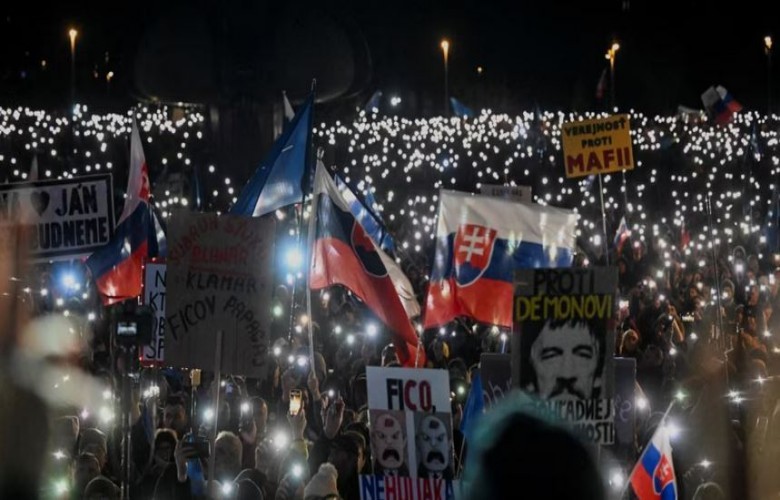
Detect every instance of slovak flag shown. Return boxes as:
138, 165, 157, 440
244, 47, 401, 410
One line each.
424, 190, 578, 328
308, 162, 425, 367
614, 215, 631, 255
86, 120, 166, 305
701, 85, 742, 125
629, 424, 678, 500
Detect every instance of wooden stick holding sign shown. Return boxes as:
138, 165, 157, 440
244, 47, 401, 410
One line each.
207, 330, 223, 487
598, 174, 610, 266
561, 114, 635, 266
305, 162, 320, 371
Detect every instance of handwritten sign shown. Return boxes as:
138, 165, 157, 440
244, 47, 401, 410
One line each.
0, 175, 114, 261
361, 367, 458, 500
561, 114, 633, 178
513, 268, 617, 444
142, 262, 167, 363
165, 212, 275, 379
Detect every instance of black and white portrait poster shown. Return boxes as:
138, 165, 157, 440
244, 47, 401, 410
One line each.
512, 268, 617, 444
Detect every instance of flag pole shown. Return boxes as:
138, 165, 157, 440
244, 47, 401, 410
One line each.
705, 191, 726, 352
598, 174, 610, 265
304, 80, 318, 369
207, 329, 224, 487
285, 83, 316, 354
305, 151, 321, 369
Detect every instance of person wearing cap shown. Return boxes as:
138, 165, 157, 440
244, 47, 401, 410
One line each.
84, 476, 120, 500
462, 394, 604, 499
79, 428, 108, 474
72, 452, 102, 500
304, 463, 340, 500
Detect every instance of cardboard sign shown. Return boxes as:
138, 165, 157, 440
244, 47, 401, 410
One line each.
479, 353, 511, 409
361, 367, 458, 500
479, 184, 532, 204
142, 262, 167, 363
0, 174, 114, 261
165, 212, 275, 379
512, 268, 617, 444
561, 114, 633, 178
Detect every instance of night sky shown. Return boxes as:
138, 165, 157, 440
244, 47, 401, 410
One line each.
1, 0, 778, 113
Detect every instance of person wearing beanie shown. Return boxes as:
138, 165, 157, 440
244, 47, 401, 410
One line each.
304, 463, 340, 500
462, 394, 605, 500
84, 475, 120, 500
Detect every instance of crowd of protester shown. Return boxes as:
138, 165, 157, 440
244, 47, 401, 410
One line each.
18, 221, 779, 500
2, 104, 780, 499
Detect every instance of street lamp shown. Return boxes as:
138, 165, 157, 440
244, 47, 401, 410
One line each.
68, 28, 78, 106
765, 35, 773, 114
605, 42, 620, 111
441, 39, 450, 116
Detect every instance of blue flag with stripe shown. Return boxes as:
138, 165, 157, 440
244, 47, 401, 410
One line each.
450, 97, 475, 118
334, 175, 395, 253
365, 90, 383, 113
459, 372, 484, 442
231, 94, 314, 216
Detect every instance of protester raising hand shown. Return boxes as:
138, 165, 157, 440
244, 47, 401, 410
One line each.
275, 472, 305, 500
289, 398, 307, 442
281, 368, 298, 402
174, 434, 199, 483
239, 413, 257, 448
308, 368, 322, 402
323, 396, 345, 440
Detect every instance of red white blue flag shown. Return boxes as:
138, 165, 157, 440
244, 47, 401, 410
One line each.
309, 163, 424, 367
701, 85, 742, 125
86, 120, 166, 305
424, 191, 578, 328
614, 215, 631, 254
629, 424, 678, 500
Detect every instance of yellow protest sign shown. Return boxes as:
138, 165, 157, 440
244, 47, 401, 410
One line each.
561, 114, 634, 178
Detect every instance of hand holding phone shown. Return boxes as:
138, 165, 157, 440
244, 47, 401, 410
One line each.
175, 434, 209, 479
289, 389, 302, 416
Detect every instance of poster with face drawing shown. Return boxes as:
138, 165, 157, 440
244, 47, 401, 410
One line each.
513, 268, 617, 445
360, 367, 458, 500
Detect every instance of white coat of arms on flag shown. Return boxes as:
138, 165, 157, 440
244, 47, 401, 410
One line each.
453, 223, 497, 286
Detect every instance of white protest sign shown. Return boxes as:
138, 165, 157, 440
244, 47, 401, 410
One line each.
165, 212, 275, 379
479, 184, 532, 203
142, 262, 166, 363
361, 367, 458, 500
0, 174, 114, 261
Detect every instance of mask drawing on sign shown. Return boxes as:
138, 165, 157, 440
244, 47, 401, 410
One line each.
528, 318, 602, 401
415, 414, 453, 480
371, 411, 408, 476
